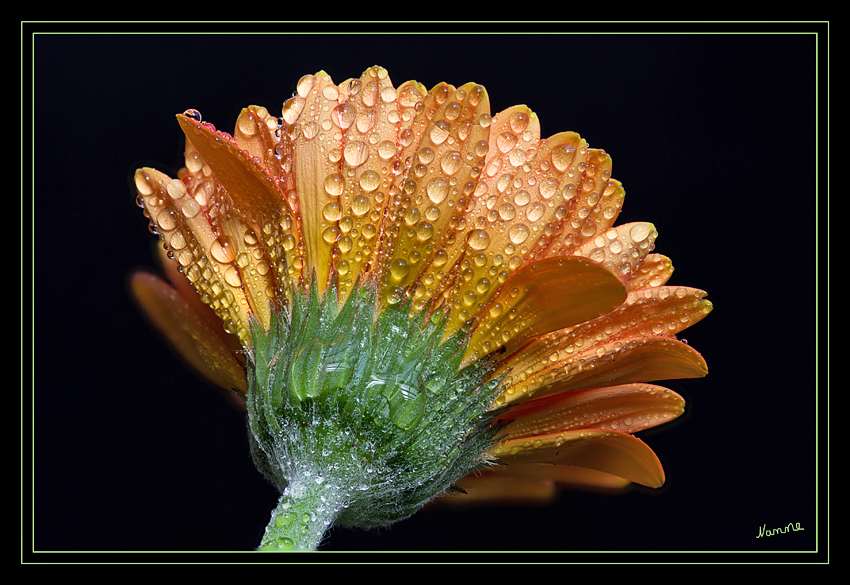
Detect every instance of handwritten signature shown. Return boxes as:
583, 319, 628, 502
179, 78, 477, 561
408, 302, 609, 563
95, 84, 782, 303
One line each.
757, 522, 804, 538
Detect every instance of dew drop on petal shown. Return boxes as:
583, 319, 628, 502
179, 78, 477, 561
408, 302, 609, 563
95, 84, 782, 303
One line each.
323, 202, 342, 221
358, 170, 381, 192
343, 141, 369, 167
426, 177, 449, 204
429, 120, 450, 145
551, 143, 577, 172
508, 223, 530, 244
224, 265, 242, 287
180, 198, 201, 218
351, 195, 370, 216
166, 179, 186, 199
496, 131, 518, 154
210, 236, 235, 264
509, 111, 530, 133
324, 173, 345, 196
440, 151, 462, 175
630, 223, 651, 243
466, 229, 491, 251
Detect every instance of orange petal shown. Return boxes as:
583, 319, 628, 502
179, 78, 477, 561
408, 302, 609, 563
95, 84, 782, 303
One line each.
175, 113, 294, 330
440, 129, 591, 335
627, 253, 674, 290
130, 271, 248, 394
490, 429, 666, 488
502, 336, 709, 405
499, 462, 633, 490
464, 256, 627, 363
441, 470, 557, 505
539, 148, 620, 258
573, 222, 658, 284
499, 383, 685, 438
497, 285, 712, 399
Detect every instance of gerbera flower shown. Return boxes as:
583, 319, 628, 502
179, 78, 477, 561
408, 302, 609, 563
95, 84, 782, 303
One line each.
131, 65, 712, 551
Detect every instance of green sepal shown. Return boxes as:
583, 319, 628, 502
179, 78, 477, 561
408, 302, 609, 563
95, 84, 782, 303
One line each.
246, 277, 507, 539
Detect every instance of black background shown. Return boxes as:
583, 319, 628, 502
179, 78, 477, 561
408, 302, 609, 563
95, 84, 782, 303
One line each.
28, 23, 824, 561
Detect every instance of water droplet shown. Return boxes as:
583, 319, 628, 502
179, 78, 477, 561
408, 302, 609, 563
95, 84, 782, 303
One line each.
377, 140, 396, 159
324, 173, 345, 196
389, 258, 409, 280
180, 197, 200, 218
509, 111, 530, 133
424, 205, 441, 222
296, 75, 314, 97
237, 113, 258, 136
403, 206, 420, 226
155, 208, 177, 231
630, 223, 651, 243
415, 221, 434, 241
166, 179, 186, 199
322, 84, 339, 101
332, 103, 356, 129
210, 236, 235, 263
343, 141, 369, 166
526, 202, 545, 222
466, 229, 491, 251
351, 195, 370, 216
496, 131, 518, 154
224, 265, 242, 287
322, 202, 341, 221
539, 177, 559, 200
551, 143, 577, 172
498, 203, 517, 221
444, 101, 461, 120
183, 109, 202, 122
429, 120, 450, 145
508, 224, 530, 244
440, 151, 462, 175
425, 177, 449, 204
358, 170, 381, 192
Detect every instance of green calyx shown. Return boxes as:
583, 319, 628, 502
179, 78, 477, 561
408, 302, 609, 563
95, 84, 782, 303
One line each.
246, 277, 506, 550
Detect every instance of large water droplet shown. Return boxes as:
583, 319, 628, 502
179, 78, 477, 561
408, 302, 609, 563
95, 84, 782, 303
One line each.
343, 141, 369, 166
332, 103, 356, 129
426, 177, 449, 204
358, 170, 381, 192
351, 195, 370, 216
509, 224, 530, 244
324, 173, 345, 196
630, 223, 651, 243
440, 151, 462, 175
429, 120, 450, 145
466, 229, 491, 251
210, 236, 235, 263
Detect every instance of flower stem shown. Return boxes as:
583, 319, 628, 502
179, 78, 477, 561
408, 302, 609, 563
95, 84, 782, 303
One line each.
257, 478, 344, 551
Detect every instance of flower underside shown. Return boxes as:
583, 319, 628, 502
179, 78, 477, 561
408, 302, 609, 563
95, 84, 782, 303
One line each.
131, 66, 712, 549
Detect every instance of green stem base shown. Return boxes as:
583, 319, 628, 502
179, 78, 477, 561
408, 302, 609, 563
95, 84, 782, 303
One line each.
257, 478, 345, 551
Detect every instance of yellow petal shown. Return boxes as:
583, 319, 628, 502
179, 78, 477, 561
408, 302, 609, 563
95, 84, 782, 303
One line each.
130, 271, 248, 394
498, 383, 685, 438
490, 429, 666, 488
464, 256, 627, 363
381, 81, 492, 310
